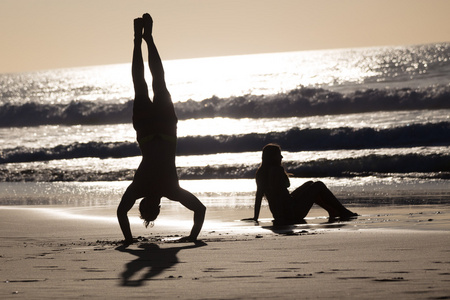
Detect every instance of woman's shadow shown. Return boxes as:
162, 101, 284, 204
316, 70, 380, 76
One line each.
115, 241, 206, 286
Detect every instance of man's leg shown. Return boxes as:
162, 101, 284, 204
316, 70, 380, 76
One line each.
132, 18, 149, 110
142, 13, 176, 120
142, 13, 166, 95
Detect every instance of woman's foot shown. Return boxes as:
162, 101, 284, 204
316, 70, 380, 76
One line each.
142, 13, 153, 42
339, 210, 358, 221
329, 209, 358, 221
134, 17, 143, 41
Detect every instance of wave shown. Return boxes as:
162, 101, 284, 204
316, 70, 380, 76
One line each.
179, 153, 450, 179
284, 154, 450, 178
1, 153, 449, 182
0, 100, 133, 127
177, 122, 450, 155
1, 86, 449, 127
1, 122, 449, 164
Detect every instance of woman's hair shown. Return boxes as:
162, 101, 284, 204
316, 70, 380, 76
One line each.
256, 143, 290, 187
139, 196, 161, 228
261, 143, 282, 166
256, 144, 282, 184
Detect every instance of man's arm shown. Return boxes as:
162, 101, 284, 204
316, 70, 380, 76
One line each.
173, 188, 206, 240
117, 192, 137, 244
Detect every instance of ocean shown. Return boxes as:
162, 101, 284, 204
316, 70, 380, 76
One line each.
1, 43, 449, 208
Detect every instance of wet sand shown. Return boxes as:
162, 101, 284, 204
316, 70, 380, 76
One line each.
1, 204, 449, 299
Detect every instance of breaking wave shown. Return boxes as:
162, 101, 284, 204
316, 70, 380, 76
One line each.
1, 153, 449, 182
1, 86, 449, 127
1, 122, 448, 164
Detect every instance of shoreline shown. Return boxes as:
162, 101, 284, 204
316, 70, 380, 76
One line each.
1, 202, 448, 233
1, 179, 449, 209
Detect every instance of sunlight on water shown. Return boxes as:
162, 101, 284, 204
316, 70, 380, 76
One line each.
180, 179, 255, 194
1, 44, 449, 203
3, 146, 449, 175
164, 50, 382, 101
1, 178, 447, 207
2, 44, 448, 107
1, 109, 447, 149
1, 47, 395, 105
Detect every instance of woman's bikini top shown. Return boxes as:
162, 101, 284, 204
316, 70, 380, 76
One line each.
137, 132, 177, 146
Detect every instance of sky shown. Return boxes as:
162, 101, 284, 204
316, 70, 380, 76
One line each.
1, 0, 449, 74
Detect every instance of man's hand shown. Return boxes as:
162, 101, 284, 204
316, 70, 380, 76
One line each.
177, 236, 197, 243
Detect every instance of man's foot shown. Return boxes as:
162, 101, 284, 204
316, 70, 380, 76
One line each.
134, 17, 143, 40
142, 13, 153, 42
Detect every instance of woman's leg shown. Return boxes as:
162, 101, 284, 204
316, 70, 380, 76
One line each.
290, 181, 316, 220
292, 181, 356, 220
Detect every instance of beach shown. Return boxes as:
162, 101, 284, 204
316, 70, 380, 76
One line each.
1, 42, 449, 299
1, 203, 449, 299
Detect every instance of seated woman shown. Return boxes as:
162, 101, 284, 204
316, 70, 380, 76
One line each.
249, 143, 357, 225
117, 13, 206, 244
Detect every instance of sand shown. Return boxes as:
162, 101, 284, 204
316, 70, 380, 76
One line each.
1, 204, 449, 299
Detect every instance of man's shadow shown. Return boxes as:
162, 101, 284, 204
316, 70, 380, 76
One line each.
115, 241, 206, 286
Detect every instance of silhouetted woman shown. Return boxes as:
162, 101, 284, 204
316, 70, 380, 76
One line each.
117, 13, 206, 244
250, 143, 357, 225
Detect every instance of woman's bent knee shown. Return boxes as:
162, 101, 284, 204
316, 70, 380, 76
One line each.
312, 181, 326, 189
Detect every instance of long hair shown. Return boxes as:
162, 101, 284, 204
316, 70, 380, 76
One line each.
261, 143, 283, 166
256, 144, 291, 194
256, 143, 284, 186
139, 196, 161, 228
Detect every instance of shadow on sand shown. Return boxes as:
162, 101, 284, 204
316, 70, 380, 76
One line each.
262, 222, 349, 235
257, 218, 351, 235
116, 241, 206, 286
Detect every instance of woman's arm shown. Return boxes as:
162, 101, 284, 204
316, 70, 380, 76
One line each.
268, 166, 290, 189
253, 188, 264, 221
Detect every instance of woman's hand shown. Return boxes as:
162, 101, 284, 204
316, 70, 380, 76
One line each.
241, 217, 259, 224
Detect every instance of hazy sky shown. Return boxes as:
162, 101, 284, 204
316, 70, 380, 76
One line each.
1, 0, 449, 74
